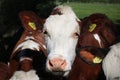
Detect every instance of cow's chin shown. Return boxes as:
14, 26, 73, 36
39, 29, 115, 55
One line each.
46, 66, 70, 77
51, 70, 70, 77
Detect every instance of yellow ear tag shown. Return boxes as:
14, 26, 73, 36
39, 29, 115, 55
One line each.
89, 24, 96, 32
93, 57, 102, 64
28, 22, 36, 30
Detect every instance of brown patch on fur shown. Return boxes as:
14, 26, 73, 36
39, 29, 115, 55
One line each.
19, 11, 45, 31
51, 8, 63, 15
20, 59, 33, 72
80, 13, 118, 48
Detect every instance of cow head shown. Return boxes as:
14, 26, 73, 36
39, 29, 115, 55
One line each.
66, 13, 118, 80
10, 11, 47, 76
12, 11, 46, 56
43, 5, 81, 76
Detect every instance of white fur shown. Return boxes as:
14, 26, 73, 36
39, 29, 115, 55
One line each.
102, 42, 120, 80
25, 36, 35, 40
53, 5, 80, 21
9, 70, 40, 80
44, 5, 80, 76
93, 34, 102, 48
20, 57, 33, 62
14, 37, 40, 52
25, 36, 46, 50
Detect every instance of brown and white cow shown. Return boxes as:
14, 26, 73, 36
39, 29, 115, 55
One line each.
43, 5, 81, 76
67, 13, 118, 80
9, 11, 47, 80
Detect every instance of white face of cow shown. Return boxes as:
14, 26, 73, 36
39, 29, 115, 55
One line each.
43, 5, 80, 76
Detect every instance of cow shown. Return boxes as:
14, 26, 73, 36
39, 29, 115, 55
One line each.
43, 5, 81, 77
9, 11, 47, 80
102, 42, 120, 80
67, 13, 118, 80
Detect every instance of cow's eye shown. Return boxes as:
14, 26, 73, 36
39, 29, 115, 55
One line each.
73, 32, 80, 38
43, 30, 50, 37
43, 30, 48, 35
75, 32, 79, 36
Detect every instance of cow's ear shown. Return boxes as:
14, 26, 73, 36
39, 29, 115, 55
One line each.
19, 11, 45, 32
78, 50, 102, 65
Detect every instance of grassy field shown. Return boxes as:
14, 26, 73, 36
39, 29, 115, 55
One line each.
62, 2, 120, 25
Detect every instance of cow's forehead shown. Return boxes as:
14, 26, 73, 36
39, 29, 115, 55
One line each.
44, 15, 80, 36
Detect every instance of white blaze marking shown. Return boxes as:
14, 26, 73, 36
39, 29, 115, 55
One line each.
25, 36, 34, 40
93, 34, 102, 48
14, 36, 40, 52
25, 36, 46, 49
20, 57, 33, 62
16, 40, 39, 51
42, 45, 46, 50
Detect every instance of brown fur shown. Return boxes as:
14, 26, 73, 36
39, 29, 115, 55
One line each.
80, 13, 117, 47
68, 13, 118, 80
51, 8, 63, 15
0, 62, 10, 80
9, 11, 46, 77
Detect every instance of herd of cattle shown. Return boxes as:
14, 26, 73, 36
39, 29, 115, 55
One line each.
0, 5, 120, 80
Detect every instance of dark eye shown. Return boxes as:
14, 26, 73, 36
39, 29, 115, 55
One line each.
43, 30, 48, 35
72, 32, 80, 38
43, 30, 50, 38
74, 32, 80, 37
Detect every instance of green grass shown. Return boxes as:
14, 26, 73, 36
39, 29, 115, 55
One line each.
62, 2, 120, 24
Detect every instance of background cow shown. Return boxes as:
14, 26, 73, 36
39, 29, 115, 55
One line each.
67, 13, 118, 80
9, 11, 47, 80
102, 42, 120, 80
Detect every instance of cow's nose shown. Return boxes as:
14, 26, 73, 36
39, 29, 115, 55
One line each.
48, 58, 67, 71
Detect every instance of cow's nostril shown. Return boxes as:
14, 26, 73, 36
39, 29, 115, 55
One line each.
49, 60, 53, 67
61, 60, 66, 66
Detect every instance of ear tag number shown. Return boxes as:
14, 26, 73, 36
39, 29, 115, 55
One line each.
28, 22, 36, 30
